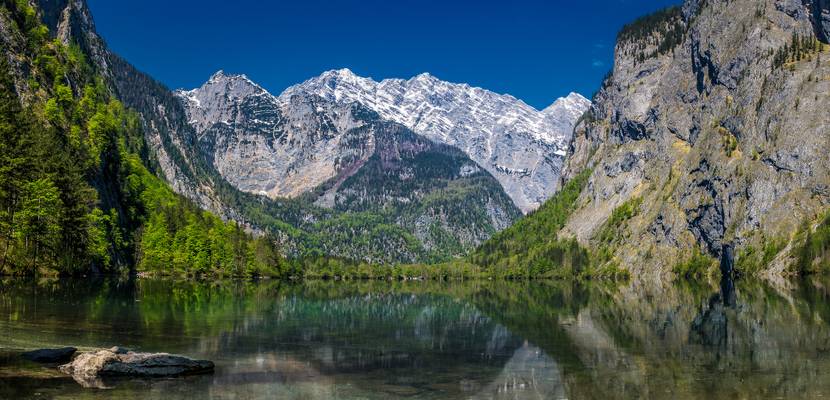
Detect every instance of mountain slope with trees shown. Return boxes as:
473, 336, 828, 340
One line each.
0, 0, 285, 277
1, 0, 522, 270
173, 71, 520, 263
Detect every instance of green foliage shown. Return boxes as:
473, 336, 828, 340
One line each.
2, 0, 48, 47
673, 247, 717, 281
127, 155, 289, 278
580, 262, 632, 281
718, 126, 738, 156
772, 33, 824, 70
618, 6, 686, 63
299, 257, 485, 281
86, 208, 114, 266
15, 178, 63, 269
470, 169, 594, 278
596, 197, 643, 245
43, 98, 63, 124
289, 167, 598, 279
0, 4, 286, 278
0, 48, 80, 274
736, 236, 785, 274
794, 214, 830, 275
591, 197, 644, 268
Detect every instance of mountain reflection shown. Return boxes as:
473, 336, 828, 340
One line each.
2, 277, 830, 399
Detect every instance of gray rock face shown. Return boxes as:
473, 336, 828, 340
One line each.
177, 72, 368, 199
282, 69, 591, 213
59, 347, 214, 387
802, 0, 830, 42
562, 0, 830, 279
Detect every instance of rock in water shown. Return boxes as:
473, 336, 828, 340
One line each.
60, 349, 120, 385
21, 347, 77, 363
100, 352, 215, 377
60, 347, 214, 387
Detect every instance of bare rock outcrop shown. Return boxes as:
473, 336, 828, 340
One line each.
561, 0, 830, 279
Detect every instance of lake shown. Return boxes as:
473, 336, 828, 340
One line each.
2, 277, 830, 399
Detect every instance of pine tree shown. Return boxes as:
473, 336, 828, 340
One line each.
17, 178, 62, 270
0, 58, 37, 272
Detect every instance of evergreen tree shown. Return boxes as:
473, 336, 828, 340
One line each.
16, 178, 62, 270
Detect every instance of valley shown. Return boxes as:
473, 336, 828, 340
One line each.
5, 0, 830, 398
1, 0, 830, 282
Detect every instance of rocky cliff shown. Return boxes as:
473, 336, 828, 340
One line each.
178, 72, 368, 200
562, 0, 830, 280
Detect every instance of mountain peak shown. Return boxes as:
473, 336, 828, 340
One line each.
206, 70, 258, 86
176, 72, 277, 132
565, 92, 589, 102
195, 71, 270, 101
542, 92, 591, 116
281, 69, 591, 212
412, 72, 437, 82
284, 68, 376, 104
318, 68, 361, 82
333, 67, 356, 77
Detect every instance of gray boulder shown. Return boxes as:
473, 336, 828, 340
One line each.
59, 347, 214, 388
21, 347, 77, 363
100, 352, 214, 377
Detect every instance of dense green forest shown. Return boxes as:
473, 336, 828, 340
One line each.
469, 170, 604, 279
0, 0, 284, 277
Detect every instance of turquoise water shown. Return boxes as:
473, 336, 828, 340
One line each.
2, 277, 830, 399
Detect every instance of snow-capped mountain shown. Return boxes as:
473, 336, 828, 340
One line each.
281, 68, 591, 212
174, 71, 521, 261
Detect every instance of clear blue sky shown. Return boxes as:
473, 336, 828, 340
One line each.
87, 0, 678, 109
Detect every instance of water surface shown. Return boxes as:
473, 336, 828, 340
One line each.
2, 277, 830, 399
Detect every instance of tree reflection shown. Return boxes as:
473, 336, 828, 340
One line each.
3, 276, 830, 399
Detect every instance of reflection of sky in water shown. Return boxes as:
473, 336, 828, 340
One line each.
2, 278, 830, 399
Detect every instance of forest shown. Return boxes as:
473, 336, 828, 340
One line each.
0, 0, 284, 278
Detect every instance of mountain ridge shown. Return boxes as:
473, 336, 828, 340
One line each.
172, 69, 522, 263
280, 68, 591, 212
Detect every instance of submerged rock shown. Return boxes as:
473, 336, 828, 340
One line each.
99, 352, 214, 377
21, 347, 77, 363
59, 347, 214, 388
